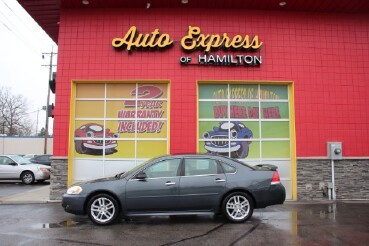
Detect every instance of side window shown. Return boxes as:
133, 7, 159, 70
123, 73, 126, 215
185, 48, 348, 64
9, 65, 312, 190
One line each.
143, 159, 181, 178
221, 161, 237, 174
184, 158, 218, 176
0, 157, 13, 165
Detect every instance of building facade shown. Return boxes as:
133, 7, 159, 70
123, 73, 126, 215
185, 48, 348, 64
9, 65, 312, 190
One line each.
19, 0, 369, 201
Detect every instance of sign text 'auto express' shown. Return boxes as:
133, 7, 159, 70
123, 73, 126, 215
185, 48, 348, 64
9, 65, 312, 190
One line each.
112, 26, 263, 67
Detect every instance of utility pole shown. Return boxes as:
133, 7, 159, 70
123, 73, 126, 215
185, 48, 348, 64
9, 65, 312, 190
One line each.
42, 47, 57, 154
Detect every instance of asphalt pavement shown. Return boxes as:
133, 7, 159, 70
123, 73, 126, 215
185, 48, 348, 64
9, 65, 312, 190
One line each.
0, 201, 369, 245
0, 181, 53, 204
1, 183, 369, 245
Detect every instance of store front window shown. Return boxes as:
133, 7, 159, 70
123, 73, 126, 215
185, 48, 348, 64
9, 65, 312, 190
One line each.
198, 82, 294, 199
71, 82, 169, 183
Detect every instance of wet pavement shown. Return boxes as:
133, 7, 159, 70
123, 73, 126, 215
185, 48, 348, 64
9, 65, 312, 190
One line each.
0, 201, 369, 245
0, 181, 50, 204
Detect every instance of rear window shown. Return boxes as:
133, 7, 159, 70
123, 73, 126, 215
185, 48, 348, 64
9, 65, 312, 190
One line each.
221, 162, 237, 173
218, 156, 255, 170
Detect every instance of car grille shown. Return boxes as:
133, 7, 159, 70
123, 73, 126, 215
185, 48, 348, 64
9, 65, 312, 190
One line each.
93, 140, 112, 145
210, 135, 228, 147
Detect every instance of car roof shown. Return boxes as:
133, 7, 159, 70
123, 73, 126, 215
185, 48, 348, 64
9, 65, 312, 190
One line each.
156, 153, 234, 160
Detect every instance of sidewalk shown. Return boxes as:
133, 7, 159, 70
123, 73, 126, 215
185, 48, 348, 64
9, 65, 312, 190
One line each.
0, 185, 58, 204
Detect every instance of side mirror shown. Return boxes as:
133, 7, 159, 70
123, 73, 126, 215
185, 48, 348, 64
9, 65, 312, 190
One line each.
9, 162, 18, 166
135, 172, 147, 180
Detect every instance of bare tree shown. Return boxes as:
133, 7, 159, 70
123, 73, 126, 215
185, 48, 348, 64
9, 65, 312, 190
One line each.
0, 87, 33, 136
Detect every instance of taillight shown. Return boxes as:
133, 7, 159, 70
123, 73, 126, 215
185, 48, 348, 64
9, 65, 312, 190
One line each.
271, 171, 281, 185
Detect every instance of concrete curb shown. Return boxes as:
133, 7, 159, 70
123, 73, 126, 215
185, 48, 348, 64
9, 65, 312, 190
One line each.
0, 200, 61, 205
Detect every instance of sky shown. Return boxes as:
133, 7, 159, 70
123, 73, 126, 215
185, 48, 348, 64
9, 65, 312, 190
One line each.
0, 0, 57, 135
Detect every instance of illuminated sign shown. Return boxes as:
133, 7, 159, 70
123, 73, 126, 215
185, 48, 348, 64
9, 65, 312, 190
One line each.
112, 26, 173, 51
180, 26, 262, 52
112, 26, 263, 66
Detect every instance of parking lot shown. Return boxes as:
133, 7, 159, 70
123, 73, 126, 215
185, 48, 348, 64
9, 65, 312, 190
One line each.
0, 192, 369, 246
0, 181, 50, 203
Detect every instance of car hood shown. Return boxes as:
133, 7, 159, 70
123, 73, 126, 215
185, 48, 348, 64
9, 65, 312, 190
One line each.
75, 176, 119, 186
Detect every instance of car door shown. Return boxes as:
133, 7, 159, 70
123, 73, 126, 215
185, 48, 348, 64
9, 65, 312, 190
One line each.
0, 156, 20, 179
179, 158, 226, 211
125, 158, 182, 212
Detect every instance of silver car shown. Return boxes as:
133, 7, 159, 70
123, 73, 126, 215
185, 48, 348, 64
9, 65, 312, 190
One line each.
0, 155, 51, 184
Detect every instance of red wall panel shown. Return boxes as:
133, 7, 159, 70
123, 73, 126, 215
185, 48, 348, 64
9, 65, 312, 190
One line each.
54, 8, 369, 157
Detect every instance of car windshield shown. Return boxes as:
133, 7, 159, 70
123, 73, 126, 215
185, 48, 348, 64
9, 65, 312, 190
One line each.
88, 125, 103, 132
119, 158, 155, 178
11, 156, 32, 165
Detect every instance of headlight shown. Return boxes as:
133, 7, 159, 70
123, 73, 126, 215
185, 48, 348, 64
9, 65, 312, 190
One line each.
203, 132, 210, 138
230, 129, 237, 139
67, 186, 83, 195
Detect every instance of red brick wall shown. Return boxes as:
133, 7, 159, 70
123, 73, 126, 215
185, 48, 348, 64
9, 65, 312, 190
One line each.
54, 8, 369, 157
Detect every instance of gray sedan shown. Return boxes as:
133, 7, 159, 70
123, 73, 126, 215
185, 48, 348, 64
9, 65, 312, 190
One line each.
62, 154, 285, 225
0, 155, 51, 184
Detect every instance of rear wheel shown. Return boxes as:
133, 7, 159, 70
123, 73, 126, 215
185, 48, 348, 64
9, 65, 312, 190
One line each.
87, 194, 120, 225
21, 171, 35, 185
222, 192, 254, 223
75, 140, 88, 154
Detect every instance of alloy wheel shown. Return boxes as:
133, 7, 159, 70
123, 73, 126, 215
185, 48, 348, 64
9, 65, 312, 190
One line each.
226, 195, 250, 221
90, 197, 116, 223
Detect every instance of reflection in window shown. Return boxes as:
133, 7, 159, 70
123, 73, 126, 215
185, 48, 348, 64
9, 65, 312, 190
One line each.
184, 159, 218, 176
144, 159, 181, 178
221, 162, 237, 173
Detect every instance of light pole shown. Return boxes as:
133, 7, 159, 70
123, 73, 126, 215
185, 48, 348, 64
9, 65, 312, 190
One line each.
42, 47, 57, 154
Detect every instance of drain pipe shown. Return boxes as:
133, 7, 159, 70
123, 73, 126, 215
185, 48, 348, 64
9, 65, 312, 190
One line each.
331, 159, 336, 200
327, 142, 342, 201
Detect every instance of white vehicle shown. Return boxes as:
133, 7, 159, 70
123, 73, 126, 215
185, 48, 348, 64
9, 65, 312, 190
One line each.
23, 154, 38, 160
0, 155, 50, 184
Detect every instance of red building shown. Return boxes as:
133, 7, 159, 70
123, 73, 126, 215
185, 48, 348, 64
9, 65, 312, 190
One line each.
19, 0, 369, 201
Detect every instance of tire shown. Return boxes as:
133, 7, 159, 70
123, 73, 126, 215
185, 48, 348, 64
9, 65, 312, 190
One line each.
75, 140, 88, 154
222, 192, 254, 223
87, 194, 120, 225
232, 142, 250, 159
21, 171, 35, 185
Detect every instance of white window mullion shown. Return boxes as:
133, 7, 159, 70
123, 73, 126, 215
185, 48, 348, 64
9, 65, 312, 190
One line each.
258, 84, 262, 163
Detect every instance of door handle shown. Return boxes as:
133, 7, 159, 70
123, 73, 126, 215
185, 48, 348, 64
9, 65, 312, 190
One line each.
215, 178, 225, 183
165, 181, 176, 186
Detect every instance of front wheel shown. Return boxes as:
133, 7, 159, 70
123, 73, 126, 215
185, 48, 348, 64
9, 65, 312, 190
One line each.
21, 171, 35, 185
87, 194, 120, 225
222, 192, 254, 223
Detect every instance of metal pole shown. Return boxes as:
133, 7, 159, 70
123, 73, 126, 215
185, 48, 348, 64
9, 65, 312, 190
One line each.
331, 159, 336, 200
44, 46, 53, 154
36, 109, 39, 135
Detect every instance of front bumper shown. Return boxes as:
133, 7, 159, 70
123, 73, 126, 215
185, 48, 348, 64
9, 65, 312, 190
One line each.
62, 194, 88, 215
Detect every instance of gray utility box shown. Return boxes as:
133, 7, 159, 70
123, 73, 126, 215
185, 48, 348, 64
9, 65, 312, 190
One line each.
327, 142, 343, 160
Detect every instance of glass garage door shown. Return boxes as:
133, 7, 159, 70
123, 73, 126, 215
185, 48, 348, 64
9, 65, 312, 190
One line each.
72, 82, 169, 183
198, 83, 294, 199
